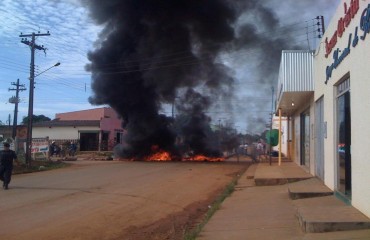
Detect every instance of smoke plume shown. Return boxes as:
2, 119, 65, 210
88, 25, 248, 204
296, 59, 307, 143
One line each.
82, 0, 331, 158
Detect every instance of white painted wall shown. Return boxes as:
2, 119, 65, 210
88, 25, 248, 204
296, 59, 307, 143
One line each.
314, 0, 370, 217
308, 103, 316, 175
272, 116, 288, 157
33, 126, 100, 139
290, 97, 315, 175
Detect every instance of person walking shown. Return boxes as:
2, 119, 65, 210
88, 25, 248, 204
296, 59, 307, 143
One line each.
0, 142, 19, 190
257, 140, 264, 162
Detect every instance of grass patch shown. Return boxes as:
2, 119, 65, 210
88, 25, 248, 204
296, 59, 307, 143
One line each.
183, 169, 245, 240
13, 160, 71, 174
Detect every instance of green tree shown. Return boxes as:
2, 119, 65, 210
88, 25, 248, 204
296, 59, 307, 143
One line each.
22, 115, 51, 124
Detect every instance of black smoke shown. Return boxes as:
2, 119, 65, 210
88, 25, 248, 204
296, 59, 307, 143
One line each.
82, 0, 312, 158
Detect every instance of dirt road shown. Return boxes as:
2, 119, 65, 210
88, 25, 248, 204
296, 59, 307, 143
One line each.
0, 160, 247, 240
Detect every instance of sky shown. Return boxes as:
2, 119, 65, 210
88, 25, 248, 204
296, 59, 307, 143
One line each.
0, 0, 340, 134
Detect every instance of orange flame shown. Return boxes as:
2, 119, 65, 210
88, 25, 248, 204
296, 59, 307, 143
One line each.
183, 154, 224, 162
146, 149, 172, 161
144, 145, 225, 162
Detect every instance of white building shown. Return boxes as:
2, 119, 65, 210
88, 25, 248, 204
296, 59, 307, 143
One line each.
315, 0, 370, 217
276, 50, 315, 170
277, 0, 370, 218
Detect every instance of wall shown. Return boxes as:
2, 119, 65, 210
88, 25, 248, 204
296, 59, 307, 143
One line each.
293, 114, 300, 165
33, 126, 100, 139
54, 107, 124, 145
100, 117, 124, 143
290, 96, 315, 174
55, 107, 120, 121
55, 108, 123, 142
308, 102, 316, 175
272, 116, 288, 157
314, 0, 370, 217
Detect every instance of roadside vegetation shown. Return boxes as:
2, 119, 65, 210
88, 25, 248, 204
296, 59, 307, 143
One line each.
13, 152, 71, 174
13, 160, 70, 174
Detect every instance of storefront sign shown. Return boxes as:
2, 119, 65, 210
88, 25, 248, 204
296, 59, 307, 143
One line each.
326, 33, 352, 83
325, 3, 370, 83
325, 0, 359, 58
23, 139, 49, 153
31, 141, 49, 153
360, 4, 370, 40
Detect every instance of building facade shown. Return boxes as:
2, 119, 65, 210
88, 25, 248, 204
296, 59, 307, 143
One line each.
315, 0, 370, 217
277, 0, 370, 218
33, 107, 125, 151
276, 50, 315, 173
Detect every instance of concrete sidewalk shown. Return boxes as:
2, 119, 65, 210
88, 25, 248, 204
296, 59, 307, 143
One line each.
197, 161, 370, 240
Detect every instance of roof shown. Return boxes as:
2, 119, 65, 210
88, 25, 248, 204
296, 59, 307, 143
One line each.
55, 107, 119, 121
32, 120, 100, 127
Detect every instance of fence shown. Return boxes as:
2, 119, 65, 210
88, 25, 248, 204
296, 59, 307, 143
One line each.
2, 138, 79, 161
3, 137, 113, 159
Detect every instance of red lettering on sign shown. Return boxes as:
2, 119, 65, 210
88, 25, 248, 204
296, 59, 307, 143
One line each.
325, 0, 359, 57
325, 31, 338, 58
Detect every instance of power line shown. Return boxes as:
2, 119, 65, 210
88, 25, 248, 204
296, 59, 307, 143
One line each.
0, 19, 320, 81
45, 18, 318, 72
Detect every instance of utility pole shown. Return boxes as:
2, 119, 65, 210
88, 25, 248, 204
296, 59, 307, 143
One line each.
20, 31, 50, 166
9, 79, 26, 139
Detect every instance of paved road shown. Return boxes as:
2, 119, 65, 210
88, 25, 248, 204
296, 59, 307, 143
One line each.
0, 160, 246, 240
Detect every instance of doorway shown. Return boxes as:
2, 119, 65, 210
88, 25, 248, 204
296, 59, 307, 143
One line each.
300, 109, 310, 168
79, 132, 99, 151
101, 131, 109, 151
337, 79, 351, 197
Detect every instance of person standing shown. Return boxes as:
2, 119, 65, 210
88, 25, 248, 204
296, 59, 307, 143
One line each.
0, 142, 19, 190
49, 141, 56, 157
68, 142, 77, 156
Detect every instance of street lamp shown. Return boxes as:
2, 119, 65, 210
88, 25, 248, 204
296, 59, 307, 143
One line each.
34, 62, 60, 78
25, 62, 61, 166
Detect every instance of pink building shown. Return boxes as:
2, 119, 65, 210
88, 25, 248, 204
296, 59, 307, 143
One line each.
56, 107, 124, 151
33, 107, 125, 151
